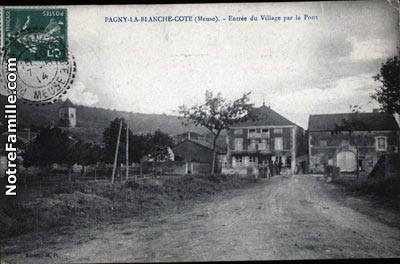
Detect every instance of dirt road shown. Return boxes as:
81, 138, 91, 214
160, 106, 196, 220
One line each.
2, 175, 400, 262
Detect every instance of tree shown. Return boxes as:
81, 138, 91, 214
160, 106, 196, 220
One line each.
146, 129, 174, 176
103, 118, 165, 180
103, 118, 127, 164
331, 105, 368, 179
129, 134, 151, 163
179, 91, 254, 175
23, 127, 77, 180
372, 51, 400, 114
102, 118, 133, 179
75, 140, 103, 176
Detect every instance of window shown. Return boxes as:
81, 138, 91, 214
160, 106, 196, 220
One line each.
249, 129, 256, 138
320, 140, 327, 147
234, 138, 243, 150
375, 137, 387, 151
249, 139, 256, 150
274, 128, 283, 134
249, 156, 256, 163
260, 139, 268, 150
233, 129, 243, 135
261, 128, 269, 137
249, 139, 268, 150
274, 137, 283, 150
234, 156, 243, 167
341, 140, 350, 147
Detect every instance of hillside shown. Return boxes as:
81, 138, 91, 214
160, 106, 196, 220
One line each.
0, 95, 206, 140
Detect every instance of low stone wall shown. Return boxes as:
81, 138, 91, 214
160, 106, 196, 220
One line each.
221, 167, 258, 178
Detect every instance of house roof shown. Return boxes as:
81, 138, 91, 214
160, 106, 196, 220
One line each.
308, 112, 399, 132
174, 131, 205, 142
175, 131, 202, 137
233, 105, 296, 127
173, 138, 227, 154
1, 131, 38, 143
59, 98, 75, 109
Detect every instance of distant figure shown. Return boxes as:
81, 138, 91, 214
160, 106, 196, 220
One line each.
296, 162, 304, 174
274, 160, 279, 175
269, 160, 275, 176
266, 161, 272, 178
278, 161, 283, 175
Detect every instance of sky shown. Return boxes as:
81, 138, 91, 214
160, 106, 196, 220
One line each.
64, 0, 399, 129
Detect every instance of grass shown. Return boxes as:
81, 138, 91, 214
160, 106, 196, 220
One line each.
333, 176, 400, 200
0, 174, 257, 240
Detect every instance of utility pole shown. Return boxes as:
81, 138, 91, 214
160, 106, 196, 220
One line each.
111, 120, 123, 183
126, 124, 129, 181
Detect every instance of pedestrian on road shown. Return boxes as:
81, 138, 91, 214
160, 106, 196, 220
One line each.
274, 159, 281, 175
266, 161, 271, 178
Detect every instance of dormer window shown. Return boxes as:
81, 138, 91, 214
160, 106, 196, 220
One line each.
375, 136, 387, 151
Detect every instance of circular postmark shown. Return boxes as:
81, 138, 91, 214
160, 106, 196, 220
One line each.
0, 28, 76, 105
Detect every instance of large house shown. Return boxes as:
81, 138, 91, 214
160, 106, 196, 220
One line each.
308, 110, 400, 174
225, 104, 306, 176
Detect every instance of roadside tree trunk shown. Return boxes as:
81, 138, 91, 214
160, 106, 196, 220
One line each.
211, 150, 217, 175
350, 133, 359, 180
211, 130, 221, 175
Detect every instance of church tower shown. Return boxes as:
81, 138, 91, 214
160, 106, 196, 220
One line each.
58, 99, 76, 127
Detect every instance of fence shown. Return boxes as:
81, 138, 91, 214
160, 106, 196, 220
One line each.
16, 161, 213, 189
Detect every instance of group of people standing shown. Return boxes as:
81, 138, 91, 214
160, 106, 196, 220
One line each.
260, 159, 284, 178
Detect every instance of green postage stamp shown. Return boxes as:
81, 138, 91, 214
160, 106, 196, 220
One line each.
0, 7, 75, 105
2, 8, 68, 62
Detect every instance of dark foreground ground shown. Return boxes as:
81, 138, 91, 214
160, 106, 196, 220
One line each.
1, 174, 400, 263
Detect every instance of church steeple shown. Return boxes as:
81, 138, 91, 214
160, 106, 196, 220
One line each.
58, 99, 76, 127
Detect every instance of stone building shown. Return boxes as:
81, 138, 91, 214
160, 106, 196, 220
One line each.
225, 104, 306, 176
308, 110, 399, 174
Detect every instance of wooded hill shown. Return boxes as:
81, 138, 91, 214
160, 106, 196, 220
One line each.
0, 95, 206, 142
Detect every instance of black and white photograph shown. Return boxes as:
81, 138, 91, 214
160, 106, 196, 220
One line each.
0, 0, 399, 262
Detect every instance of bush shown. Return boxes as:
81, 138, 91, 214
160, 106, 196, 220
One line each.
334, 177, 400, 199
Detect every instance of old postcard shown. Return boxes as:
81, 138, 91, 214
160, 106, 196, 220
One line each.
0, 0, 399, 262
